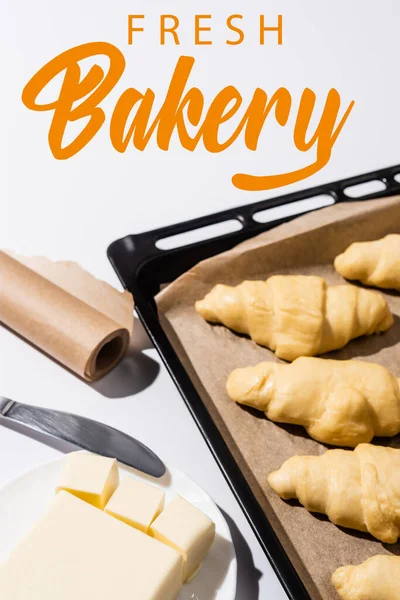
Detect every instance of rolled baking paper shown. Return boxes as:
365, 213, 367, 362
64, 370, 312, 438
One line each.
0, 251, 134, 381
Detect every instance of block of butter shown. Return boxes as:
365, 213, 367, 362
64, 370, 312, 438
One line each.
56, 452, 119, 509
105, 477, 165, 533
150, 495, 216, 581
0, 491, 183, 600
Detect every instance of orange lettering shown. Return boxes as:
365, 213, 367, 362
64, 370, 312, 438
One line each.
233, 89, 354, 190
294, 88, 354, 152
195, 15, 212, 45
110, 88, 156, 152
128, 15, 144, 45
111, 56, 204, 152
155, 57, 204, 151
241, 88, 291, 150
160, 15, 180, 45
22, 46, 355, 193
22, 42, 125, 159
226, 15, 244, 45
260, 15, 283, 45
201, 87, 242, 152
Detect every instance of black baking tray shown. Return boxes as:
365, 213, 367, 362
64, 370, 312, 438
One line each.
108, 165, 400, 600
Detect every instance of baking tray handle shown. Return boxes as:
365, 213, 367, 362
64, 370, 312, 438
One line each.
108, 164, 400, 287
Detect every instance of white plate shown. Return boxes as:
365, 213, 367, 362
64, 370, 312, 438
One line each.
0, 453, 237, 600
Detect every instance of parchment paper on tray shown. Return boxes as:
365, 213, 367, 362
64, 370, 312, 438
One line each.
157, 196, 400, 600
0, 252, 134, 381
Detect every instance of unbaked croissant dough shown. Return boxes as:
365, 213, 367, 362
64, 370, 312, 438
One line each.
335, 234, 400, 291
195, 275, 393, 361
333, 555, 400, 600
268, 444, 400, 543
227, 358, 400, 447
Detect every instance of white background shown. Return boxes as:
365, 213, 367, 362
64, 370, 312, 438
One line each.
1, 1, 399, 598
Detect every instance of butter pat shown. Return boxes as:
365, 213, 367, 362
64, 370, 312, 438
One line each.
56, 452, 119, 509
105, 477, 165, 533
0, 491, 183, 600
150, 495, 216, 581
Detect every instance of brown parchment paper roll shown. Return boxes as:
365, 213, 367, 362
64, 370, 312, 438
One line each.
0, 251, 134, 381
157, 196, 400, 600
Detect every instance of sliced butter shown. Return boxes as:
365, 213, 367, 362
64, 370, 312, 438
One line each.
56, 452, 119, 509
105, 477, 165, 533
150, 494, 216, 581
0, 491, 183, 600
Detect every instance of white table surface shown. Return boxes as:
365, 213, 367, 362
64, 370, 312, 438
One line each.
1, 1, 399, 598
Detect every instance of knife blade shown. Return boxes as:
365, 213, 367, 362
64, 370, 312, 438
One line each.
0, 397, 166, 478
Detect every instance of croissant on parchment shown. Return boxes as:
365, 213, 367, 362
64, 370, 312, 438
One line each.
268, 444, 400, 543
333, 555, 400, 600
335, 234, 400, 291
227, 358, 400, 447
195, 275, 393, 361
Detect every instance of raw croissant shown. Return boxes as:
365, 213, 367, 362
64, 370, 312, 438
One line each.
227, 358, 400, 447
195, 275, 393, 361
333, 555, 400, 600
335, 234, 400, 291
268, 444, 400, 543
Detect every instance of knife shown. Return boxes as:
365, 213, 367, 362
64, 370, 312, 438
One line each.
0, 397, 166, 478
